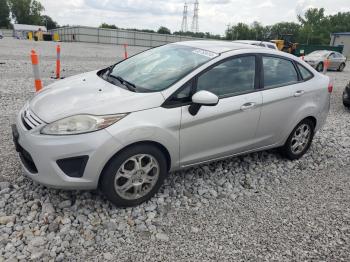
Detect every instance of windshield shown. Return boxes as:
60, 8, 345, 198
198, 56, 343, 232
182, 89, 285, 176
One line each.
109, 44, 218, 92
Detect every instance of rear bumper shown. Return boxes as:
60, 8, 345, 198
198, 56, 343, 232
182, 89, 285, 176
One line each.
315, 93, 331, 133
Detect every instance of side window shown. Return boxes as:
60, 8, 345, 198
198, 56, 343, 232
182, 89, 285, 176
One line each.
335, 52, 343, 58
263, 56, 298, 89
328, 53, 336, 59
297, 64, 313, 81
196, 56, 256, 97
267, 44, 276, 49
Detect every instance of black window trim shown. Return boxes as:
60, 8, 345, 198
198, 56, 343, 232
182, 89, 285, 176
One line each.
162, 53, 260, 108
162, 79, 196, 108
259, 53, 303, 90
162, 52, 314, 109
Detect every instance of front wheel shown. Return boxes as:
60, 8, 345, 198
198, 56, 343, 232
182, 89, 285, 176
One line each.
100, 144, 168, 207
316, 62, 324, 72
338, 63, 346, 72
280, 119, 315, 160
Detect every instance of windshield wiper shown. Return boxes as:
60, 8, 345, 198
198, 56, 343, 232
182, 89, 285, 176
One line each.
108, 75, 137, 92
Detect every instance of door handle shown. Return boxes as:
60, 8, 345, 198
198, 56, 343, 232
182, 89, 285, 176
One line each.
240, 102, 256, 111
294, 90, 305, 97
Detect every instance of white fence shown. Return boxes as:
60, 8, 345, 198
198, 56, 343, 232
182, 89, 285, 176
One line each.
49, 26, 201, 47
1, 29, 13, 37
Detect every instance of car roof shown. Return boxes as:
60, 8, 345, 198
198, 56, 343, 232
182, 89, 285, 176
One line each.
233, 40, 275, 45
174, 40, 260, 54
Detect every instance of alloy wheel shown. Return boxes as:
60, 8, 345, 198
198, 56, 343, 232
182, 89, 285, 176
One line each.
317, 63, 323, 72
290, 124, 311, 155
114, 154, 160, 200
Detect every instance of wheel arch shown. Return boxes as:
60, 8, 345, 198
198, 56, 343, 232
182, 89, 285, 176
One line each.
280, 115, 318, 146
304, 116, 317, 128
98, 140, 172, 187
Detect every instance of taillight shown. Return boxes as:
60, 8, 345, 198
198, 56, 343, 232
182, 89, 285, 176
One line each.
328, 82, 333, 93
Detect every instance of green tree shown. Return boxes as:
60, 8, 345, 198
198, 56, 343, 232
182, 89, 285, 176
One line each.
40, 15, 58, 30
298, 8, 325, 44
0, 0, 11, 28
8, 0, 44, 25
99, 23, 117, 29
270, 22, 301, 41
250, 21, 265, 40
226, 23, 252, 40
157, 26, 171, 34
325, 12, 350, 40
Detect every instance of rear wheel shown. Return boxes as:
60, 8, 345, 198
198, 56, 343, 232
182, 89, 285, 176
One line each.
100, 144, 168, 207
316, 62, 324, 72
280, 119, 315, 160
338, 63, 346, 72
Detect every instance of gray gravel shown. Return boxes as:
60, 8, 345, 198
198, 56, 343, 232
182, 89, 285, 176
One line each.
0, 38, 350, 261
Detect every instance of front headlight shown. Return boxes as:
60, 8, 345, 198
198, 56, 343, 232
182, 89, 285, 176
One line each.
41, 114, 127, 135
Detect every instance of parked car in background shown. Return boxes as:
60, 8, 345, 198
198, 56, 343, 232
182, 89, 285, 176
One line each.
12, 41, 331, 207
304, 50, 347, 72
343, 81, 350, 108
232, 40, 278, 50
0, 31, 3, 39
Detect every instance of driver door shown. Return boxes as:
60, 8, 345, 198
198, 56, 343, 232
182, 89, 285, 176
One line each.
179, 55, 263, 167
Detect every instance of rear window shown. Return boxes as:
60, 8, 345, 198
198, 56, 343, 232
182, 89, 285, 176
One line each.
297, 64, 313, 81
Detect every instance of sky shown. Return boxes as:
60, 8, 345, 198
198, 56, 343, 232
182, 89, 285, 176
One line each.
39, 0, 350, 35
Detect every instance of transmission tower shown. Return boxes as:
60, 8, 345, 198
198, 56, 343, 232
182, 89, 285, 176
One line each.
181, 3, 188, 32
191, 0, 199, 33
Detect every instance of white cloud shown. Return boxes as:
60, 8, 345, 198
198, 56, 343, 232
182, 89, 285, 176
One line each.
257, 0, 275, 8
39, 0, 350, 35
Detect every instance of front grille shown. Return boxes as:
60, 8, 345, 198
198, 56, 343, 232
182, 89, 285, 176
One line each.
21, 107, 43, 130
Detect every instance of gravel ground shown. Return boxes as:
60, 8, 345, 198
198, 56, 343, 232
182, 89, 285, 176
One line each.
0, 38, 349, 261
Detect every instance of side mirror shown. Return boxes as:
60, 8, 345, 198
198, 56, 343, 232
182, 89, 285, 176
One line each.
192, 90, 219, 106
189, 90, 219, 116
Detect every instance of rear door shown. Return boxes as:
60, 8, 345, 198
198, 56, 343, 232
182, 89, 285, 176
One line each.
255, 55, 311, 147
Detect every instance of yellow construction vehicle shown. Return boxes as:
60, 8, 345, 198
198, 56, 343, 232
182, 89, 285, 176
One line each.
271, 34, 298, 55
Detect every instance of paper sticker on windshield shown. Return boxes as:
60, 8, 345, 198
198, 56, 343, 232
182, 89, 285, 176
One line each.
192, 49, 218, 58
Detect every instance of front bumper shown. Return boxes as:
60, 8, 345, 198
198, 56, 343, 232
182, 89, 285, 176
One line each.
304, 61, 318, 68
13, 110, 123, 190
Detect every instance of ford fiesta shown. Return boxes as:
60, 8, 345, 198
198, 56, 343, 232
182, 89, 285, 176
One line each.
12, 41, 331, 207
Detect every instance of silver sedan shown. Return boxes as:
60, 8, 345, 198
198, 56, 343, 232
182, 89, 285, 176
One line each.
13, 41, 331, 206
304, 50, 347, 72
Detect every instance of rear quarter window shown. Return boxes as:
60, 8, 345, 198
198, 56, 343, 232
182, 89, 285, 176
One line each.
297, 63, 313, 81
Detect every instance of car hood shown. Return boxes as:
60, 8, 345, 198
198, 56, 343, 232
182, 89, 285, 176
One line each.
304, 55, 325, 61
29, 70, 165, 123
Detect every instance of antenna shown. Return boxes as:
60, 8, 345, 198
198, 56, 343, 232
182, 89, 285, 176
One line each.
191, 0, 199, 33
181, 3, 188, 32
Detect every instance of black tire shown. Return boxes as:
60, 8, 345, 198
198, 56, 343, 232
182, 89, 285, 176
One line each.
316, 62, 324, 72
100, 144, 168, 207
280, 119, 315, 160
338, 63, 346, 72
